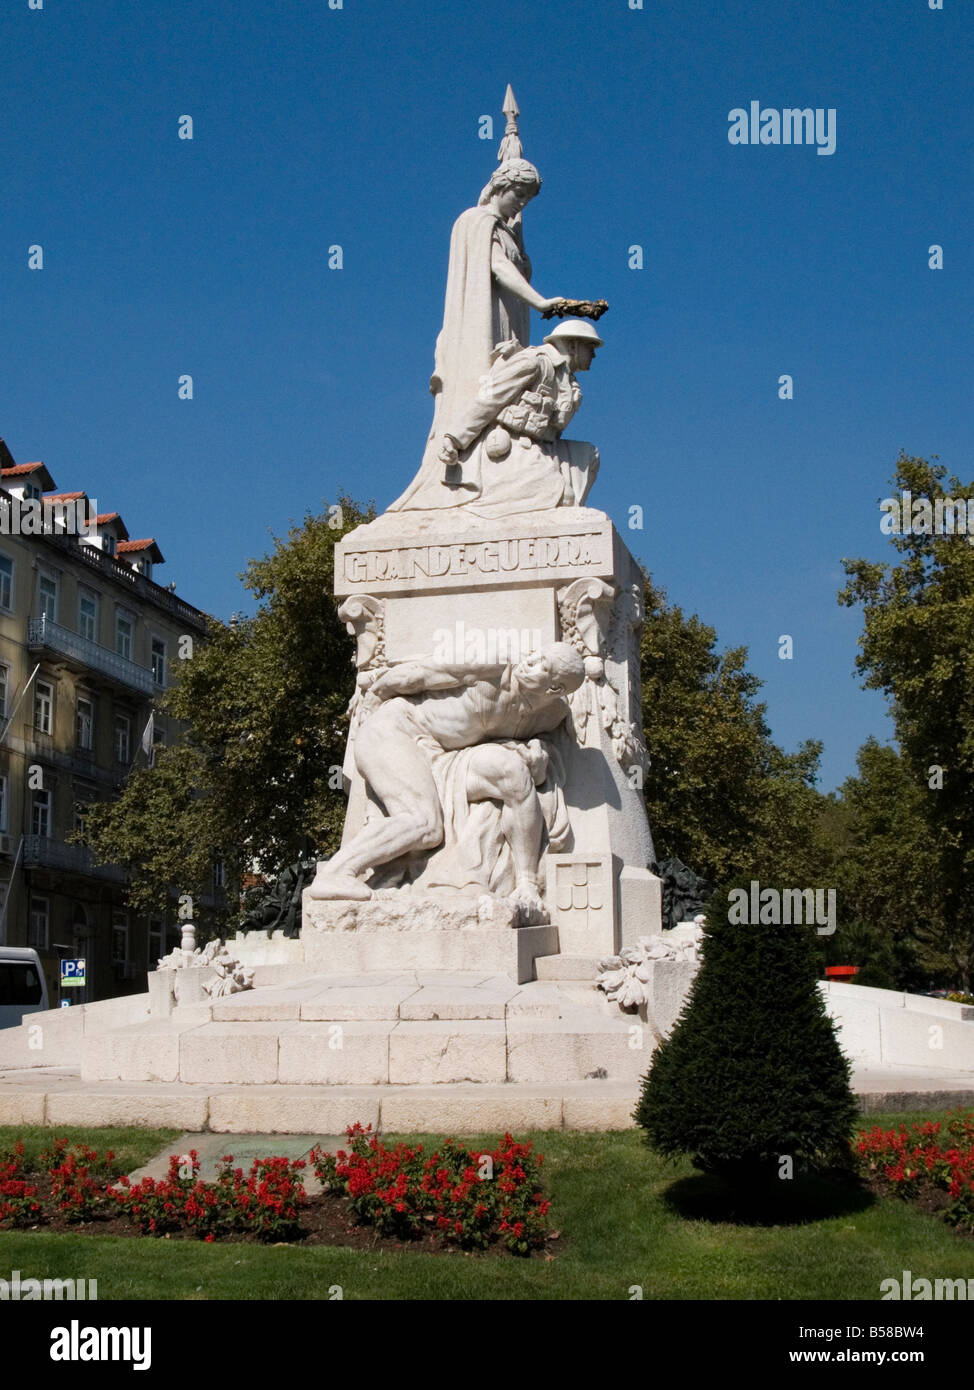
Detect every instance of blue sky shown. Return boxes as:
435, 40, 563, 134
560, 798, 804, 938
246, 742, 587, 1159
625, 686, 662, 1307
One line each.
2, 0, 970, 790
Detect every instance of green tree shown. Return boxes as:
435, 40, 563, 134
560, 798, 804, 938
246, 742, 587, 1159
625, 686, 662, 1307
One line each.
635, 885, 859, 1181
81, 498, 374, 929
640, 576, 828, 887
824, 738, 944, 990
839, 453, 974, 989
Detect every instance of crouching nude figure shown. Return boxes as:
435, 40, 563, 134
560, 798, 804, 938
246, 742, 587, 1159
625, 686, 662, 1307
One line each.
308, 643, 585, 915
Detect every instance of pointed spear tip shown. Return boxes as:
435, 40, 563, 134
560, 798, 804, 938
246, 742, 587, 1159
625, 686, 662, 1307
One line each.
502, 84, 519, 117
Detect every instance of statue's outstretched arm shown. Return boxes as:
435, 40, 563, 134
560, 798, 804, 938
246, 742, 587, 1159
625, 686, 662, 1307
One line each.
370, 661, 454, 698
371, 658, 506, 699
490, 242, 563, 314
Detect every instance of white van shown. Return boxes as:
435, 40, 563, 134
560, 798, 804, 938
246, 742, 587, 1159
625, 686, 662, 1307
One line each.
0, 947, 49, 1030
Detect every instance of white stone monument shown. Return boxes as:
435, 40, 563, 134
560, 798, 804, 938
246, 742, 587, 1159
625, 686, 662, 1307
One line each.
19, 90, 676, 1129
306, 87, 663, 979
6, 93, 973, 1130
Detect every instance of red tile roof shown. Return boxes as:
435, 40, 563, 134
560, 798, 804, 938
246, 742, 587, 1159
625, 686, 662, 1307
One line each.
94, 513, 130, 540
43, 491, 87, 502
1, 462, 58, 493
118, 538, 164, 564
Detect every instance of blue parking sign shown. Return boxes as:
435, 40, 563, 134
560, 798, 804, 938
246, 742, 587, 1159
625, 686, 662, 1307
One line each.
61, 958, 86, 987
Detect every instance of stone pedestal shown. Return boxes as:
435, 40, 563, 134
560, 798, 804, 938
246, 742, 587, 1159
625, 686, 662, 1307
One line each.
147, 964, 218, 1016
301, 894, 557, 983
332, 504, 662, 962
641, 960, 699, 1041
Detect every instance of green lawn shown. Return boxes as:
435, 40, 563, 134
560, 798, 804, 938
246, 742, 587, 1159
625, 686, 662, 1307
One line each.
0, 1113, 972, 1300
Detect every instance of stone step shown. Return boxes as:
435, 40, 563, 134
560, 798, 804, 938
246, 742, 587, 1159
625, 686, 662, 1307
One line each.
4, 1064, 973, 1136
0, 1069, 643, 1133
80, 1014, 653, 1087
175, 973, 585, 1025
536, 954, 600, 981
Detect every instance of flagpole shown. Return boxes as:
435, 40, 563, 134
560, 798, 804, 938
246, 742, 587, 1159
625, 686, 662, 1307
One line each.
0, 834, 24, 945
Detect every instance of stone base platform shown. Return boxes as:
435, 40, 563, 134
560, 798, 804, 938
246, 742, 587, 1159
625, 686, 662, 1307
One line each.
0, 1069, 643, 1134
79, 971, 647, 1088
2, 1064, 972, 1136
5, 964, 973, 1137
0, 967, 654, 1132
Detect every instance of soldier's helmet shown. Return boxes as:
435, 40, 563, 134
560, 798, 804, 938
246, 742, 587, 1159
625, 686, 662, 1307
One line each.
543, 319, 604, 349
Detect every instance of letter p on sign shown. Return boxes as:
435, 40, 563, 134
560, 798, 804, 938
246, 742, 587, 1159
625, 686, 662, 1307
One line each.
60, 958, 86, 987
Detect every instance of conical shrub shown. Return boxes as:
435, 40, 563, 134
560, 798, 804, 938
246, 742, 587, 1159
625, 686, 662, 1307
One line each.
634, 884, 859, 1179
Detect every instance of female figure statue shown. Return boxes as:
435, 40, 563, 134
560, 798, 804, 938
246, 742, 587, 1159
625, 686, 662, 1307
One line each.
388, 155, 573, 512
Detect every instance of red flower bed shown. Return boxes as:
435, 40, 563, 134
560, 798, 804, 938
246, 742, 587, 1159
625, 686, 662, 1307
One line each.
110, 1151, 307, 1240
0, 1141, 41, 1228
311, 1123, 551, 1255
855, 1110, 974, 1233
0, 1128, 553, 1253
41, 1138, 114, 1222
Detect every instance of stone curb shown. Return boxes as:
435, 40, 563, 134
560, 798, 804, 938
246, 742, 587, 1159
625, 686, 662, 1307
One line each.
2, 1074, 972, 1134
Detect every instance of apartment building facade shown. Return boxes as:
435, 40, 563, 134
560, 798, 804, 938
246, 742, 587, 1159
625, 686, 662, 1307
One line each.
0, 436, 209, 1004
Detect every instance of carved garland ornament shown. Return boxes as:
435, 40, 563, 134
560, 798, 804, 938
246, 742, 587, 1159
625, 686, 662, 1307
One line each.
338, 595, 387, 740
557, 578, 647, 773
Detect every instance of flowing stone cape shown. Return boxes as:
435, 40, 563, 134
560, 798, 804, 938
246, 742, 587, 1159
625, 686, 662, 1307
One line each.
389, 204, 531, 512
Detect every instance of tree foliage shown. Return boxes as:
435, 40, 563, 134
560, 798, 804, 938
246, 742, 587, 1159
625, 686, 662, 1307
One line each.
839, 453, 974, 988
81, 498, 375, 927
640, 575, 827, 887
823, 738, 944, 989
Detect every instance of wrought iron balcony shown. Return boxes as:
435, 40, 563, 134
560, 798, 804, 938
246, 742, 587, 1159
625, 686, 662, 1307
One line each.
22, 835, 128, 882
28, 615, 154, 696
18, 727, 126, 787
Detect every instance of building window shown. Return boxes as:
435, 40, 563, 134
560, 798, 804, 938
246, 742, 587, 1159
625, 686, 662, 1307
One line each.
112, 911, 128, 964
104, 534, 117, 558
78, 588, 99, 643
148, 918, 164, 964
34, 680, 53, 734
0, 555, 12, 612
28, 897, 49, 952
115, 611, 133, 662
212, 859, 226, 891
76, 695, 94, 751
31, 788, 51, 839
73, 804, 87, 837
0, 774, 7, 832
151, 638, 166, 687
113, 713, 131, 765
0, 664, 8, 721
38, 573, 58, 623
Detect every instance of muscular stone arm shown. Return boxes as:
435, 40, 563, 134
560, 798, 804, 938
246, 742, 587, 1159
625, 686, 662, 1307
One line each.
370, 658, 507, 699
